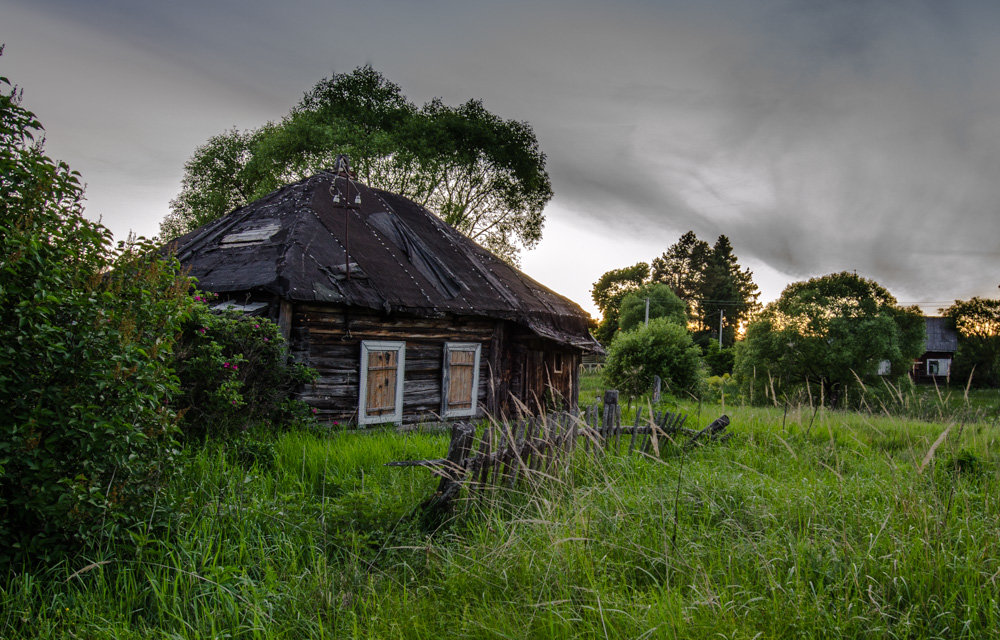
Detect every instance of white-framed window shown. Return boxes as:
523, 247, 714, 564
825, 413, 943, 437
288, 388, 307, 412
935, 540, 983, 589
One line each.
553, 352, 564, 374
926, 358, 951, 377
359, 341, 405, 425
441, 342, 481, 418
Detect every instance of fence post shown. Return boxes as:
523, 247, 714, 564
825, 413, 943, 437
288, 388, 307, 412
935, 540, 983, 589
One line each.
420, 421, 475, 515
629, 406, 643, 455
602, 390, 619, 450
652, 376, 662, 405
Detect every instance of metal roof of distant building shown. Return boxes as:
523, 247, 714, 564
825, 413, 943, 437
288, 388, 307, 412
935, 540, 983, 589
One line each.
924, 316, 958, 353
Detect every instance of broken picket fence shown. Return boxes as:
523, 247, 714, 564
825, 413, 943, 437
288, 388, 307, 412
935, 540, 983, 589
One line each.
388, 390, 730, 511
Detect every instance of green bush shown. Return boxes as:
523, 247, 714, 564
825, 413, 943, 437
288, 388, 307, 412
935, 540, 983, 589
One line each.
602, 317, 705, 399
703, 373, 739, 404
172, 303, 316, 441
617, 282, 687, 333
1, 61, 194, 564
700, 339, 735, 376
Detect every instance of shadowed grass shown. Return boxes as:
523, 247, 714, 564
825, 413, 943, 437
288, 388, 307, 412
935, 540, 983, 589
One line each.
3, 378, 999, 638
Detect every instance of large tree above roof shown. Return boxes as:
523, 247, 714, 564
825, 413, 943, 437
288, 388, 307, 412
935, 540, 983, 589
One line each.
161, 66, 552, 265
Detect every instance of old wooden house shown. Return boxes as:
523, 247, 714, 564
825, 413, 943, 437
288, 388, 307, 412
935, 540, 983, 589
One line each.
911, 316, 959, 383
170, 169, 601, 425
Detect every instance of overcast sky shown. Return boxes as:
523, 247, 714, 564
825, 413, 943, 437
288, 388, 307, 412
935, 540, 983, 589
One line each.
4, 0, 1000, 317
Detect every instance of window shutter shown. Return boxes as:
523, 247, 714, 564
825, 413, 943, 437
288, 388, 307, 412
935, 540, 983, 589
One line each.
366, 349, 398, 416
442, 343, 481, 418
359, 341, 405, 425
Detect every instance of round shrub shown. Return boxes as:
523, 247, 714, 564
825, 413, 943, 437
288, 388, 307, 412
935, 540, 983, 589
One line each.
602, 317, 706, 399
617, 282, 687, 333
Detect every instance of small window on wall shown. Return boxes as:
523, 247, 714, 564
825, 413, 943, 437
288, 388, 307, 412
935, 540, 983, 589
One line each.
927, 358, 951, 377
442, 342, 481, 418
553, 353, 564, 374
359, 341, 405, 425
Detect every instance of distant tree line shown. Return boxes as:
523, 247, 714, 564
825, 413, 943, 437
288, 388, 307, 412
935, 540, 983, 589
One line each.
942, 297, 1000, 388
733, 272, 925, 407
591, 231, 760, 347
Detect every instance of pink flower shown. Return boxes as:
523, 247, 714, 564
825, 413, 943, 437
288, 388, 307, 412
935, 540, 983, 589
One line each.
223, 362, 230, 369
199, 328, 206, 334
231, 400, 237, 405
311, 408, 317, 414
254, 324, 260, 328
263, 338, 269, 342
233, 365, 239, 371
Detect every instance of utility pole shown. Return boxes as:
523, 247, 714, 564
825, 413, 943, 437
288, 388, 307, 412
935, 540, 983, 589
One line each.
719, 309, 725, 348
644, 297, 650, 327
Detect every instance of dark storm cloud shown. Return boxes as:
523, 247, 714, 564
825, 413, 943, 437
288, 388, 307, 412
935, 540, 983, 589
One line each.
5, 0, 1000, 309
471, 0, 1000, 309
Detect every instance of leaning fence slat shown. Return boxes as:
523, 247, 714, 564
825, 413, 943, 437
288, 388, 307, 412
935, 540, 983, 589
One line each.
569, 412, 578, 455
509, 420, 525, 487
477, 425, 493, 487
629, 406, 642, 454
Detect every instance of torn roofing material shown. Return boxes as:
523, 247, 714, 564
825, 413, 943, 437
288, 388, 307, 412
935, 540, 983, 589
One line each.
168, 171, 602, 353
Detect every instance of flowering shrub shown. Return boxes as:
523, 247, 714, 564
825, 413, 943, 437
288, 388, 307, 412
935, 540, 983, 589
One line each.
171, 303, 316, 440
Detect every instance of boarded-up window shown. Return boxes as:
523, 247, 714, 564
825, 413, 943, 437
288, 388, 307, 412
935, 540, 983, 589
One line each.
442, 342, 481, 418
359, 341, 405, 425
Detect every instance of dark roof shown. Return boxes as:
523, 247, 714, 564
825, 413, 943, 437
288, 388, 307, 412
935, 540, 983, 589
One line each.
924, 316, 958, 353
169, 172, 600, 352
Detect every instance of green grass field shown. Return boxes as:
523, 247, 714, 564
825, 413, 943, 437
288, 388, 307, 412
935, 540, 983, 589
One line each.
3, 375, 999, 638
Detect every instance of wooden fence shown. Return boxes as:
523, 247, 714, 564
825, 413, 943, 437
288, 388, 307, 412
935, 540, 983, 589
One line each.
389, 390, 730, 511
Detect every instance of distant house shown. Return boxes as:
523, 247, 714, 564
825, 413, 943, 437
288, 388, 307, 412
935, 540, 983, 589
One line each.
168, 168, 601, 425
911, 317, 958, 383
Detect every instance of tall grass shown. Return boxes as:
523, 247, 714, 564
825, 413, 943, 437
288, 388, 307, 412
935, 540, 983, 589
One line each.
3, 381, 999, 638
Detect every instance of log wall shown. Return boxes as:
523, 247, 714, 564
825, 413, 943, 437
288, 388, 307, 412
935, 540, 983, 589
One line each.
291, 303, 581, 425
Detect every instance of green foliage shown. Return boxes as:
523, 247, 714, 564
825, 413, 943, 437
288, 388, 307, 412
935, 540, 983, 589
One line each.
590, 261, 649, 345
700, 338, 736, 376
734, 271, 925, 407
650, 230, 710, 311
160, 126, 272, 241
162, 66, 552, 265
651, 231, 760, 345
5, 400, 1000, 638
698, 235, 760, 345
602, 317, 705, 398
593, 231, 760, 348
1, 58, 193, 564
172, 303, 317, 441
617, 282, 687, 333
703, 373, 739, 403
943, 297, 1000, 387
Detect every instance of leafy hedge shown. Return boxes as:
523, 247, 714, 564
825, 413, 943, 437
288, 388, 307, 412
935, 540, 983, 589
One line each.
1, 61, 195, 563
172, 302, 316, 441
1, 53, 318, 567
